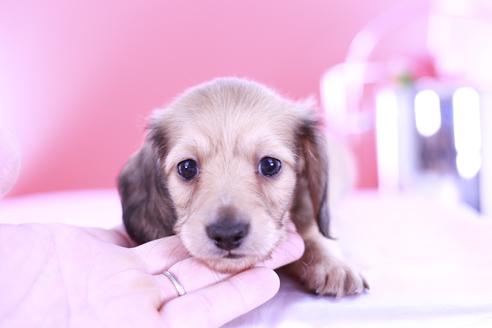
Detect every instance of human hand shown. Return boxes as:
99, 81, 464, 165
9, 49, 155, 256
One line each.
0, 223, 304, 328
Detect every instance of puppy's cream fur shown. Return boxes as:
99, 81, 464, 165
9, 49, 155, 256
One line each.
118, 78, 367, 296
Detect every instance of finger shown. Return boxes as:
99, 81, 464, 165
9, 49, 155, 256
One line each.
111, 224, 137, 247
160, 267, 280, 328
132, 236, 190, 273
152, 257, 230, 303
81, 226, 134, 247
285, 219, 297, 232
153, 231, 303, 303
257, 230, 304, 269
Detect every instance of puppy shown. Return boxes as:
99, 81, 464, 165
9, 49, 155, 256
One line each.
118, 78, 367, 297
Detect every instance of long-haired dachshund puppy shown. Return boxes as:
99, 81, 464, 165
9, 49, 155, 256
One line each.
118, 78, 367, 297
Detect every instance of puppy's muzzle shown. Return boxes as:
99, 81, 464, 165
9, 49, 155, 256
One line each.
206, 220, 250, 251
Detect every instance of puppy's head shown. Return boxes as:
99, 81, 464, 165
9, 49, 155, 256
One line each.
118, 78, 329, 272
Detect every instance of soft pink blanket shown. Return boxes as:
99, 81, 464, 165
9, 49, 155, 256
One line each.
1, 190, 491, 327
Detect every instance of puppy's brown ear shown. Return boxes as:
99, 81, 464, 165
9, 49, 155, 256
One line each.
296, 117, 332, 238
117, 126, 177, 244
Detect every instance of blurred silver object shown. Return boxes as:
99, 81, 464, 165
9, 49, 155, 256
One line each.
375, 84, 486, 213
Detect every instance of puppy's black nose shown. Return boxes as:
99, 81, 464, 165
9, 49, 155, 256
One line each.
206, 220, 250, 251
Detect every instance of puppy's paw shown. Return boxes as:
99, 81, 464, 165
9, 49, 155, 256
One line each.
302, 260, 368, 298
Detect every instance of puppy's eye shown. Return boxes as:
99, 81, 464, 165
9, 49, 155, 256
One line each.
258, 157, 282, 177
177, 159, 198, 180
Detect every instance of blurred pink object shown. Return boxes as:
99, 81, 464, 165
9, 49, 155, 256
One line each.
429, 0, 492, 86
0, 127, 20, 197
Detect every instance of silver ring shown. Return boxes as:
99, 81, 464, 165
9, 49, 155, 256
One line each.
163, 270, 187, 297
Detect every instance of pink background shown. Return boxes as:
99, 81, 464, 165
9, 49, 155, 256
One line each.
1, 0, 416, 196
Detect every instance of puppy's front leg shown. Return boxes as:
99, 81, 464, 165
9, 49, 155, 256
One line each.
286, 224, 368, 297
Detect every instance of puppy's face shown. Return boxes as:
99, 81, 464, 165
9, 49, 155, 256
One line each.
158, 82, 301, 272
119, 78, 329, 273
